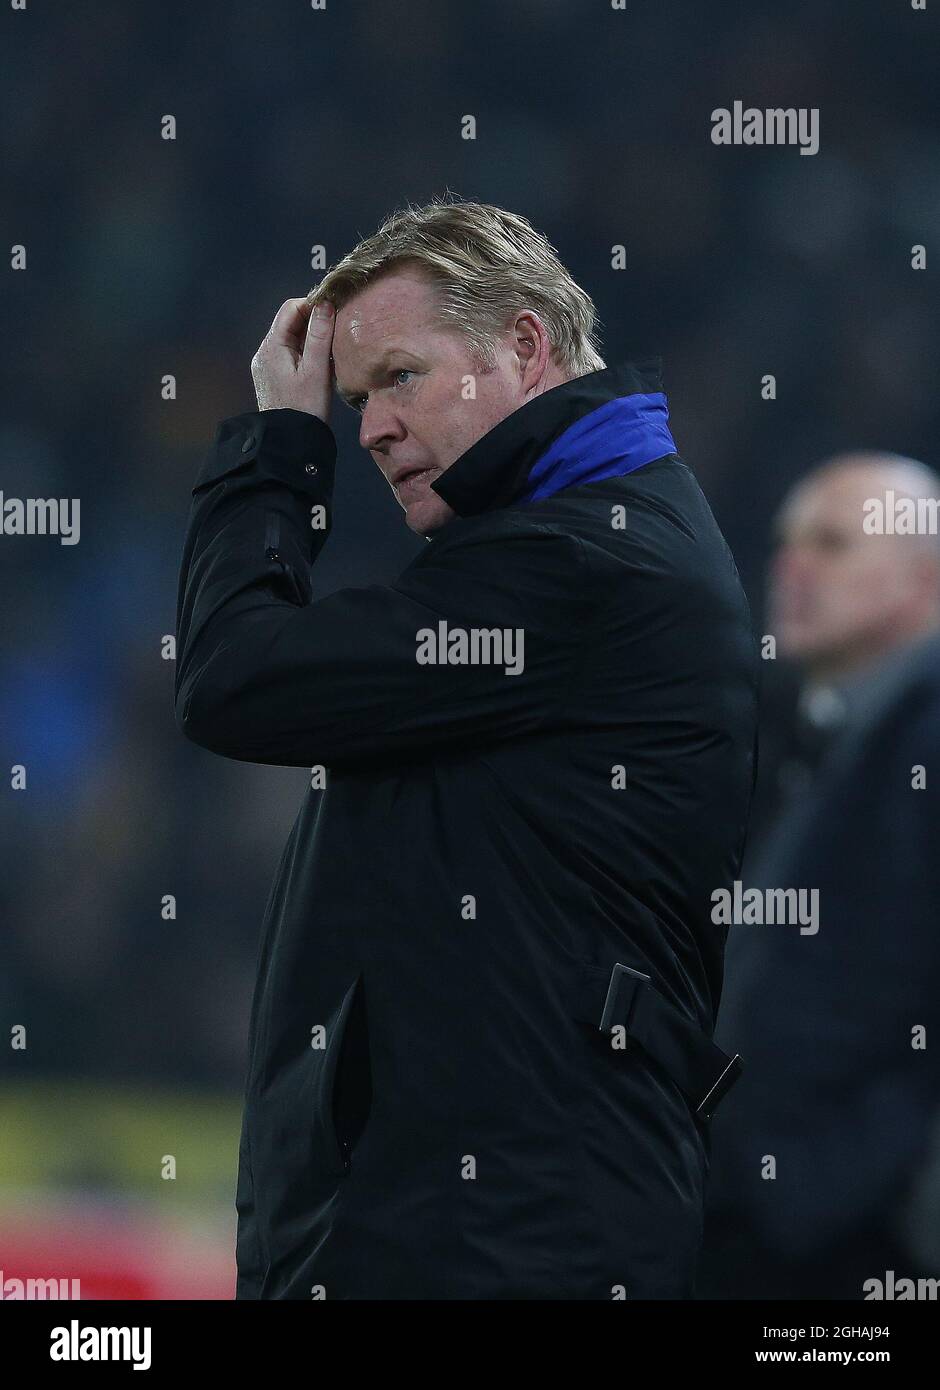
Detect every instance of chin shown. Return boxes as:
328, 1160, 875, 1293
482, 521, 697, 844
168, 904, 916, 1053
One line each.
404, 495, 456, 536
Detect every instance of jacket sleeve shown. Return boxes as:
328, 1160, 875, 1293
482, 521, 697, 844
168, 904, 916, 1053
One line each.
175, 409, 593, 770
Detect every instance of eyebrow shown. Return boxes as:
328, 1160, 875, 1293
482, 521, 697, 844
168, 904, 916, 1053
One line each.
335, 348, 421, 406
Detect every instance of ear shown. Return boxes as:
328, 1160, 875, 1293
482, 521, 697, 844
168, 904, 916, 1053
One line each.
511, 310, 552, 386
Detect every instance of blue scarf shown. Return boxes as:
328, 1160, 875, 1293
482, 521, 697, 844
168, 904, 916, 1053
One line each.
516, 391, 676, 504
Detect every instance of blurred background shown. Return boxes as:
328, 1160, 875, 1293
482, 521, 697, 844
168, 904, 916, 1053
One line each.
1, 0, 938, 1298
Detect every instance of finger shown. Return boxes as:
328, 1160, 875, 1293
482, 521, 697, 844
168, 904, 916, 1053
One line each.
302, 299, 335, 372
267, 297, 313, 353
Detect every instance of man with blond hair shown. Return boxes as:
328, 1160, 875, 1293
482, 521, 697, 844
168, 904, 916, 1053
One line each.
176, 197, 759, 1299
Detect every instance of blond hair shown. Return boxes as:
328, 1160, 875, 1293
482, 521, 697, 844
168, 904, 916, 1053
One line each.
308, 194, 606, 377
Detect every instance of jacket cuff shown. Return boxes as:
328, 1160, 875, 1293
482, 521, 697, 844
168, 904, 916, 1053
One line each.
193, 409, 337, 496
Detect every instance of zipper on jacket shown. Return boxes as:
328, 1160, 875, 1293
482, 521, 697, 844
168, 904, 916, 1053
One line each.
326, 1114, 351, 1176
326, 1129, 351, 1176
264, 510, 281, 562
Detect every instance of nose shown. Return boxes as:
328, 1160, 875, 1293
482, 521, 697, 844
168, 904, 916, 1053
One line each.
359, 396, 406, 454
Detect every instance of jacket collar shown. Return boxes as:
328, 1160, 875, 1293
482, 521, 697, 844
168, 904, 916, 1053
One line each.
431, 357, 675, 518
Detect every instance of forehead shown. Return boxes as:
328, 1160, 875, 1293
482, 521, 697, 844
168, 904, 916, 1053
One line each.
780, 467, 881, 534
333, 267, 440, 365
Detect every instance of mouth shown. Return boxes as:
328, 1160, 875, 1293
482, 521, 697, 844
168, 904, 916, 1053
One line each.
392, 466, 438, 501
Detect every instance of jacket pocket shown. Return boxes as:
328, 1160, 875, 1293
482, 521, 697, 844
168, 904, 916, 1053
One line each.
316, 972, 372, 1176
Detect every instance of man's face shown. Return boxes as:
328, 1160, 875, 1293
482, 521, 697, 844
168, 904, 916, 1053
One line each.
769, 464, 929, 674
331, 266, 532, 535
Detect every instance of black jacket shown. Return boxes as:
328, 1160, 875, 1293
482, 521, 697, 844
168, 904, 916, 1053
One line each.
700, 634, 940, 1298
175, 360, 759, 1299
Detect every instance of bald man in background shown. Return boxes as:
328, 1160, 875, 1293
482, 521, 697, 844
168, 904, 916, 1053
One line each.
698, 452, 940, 1299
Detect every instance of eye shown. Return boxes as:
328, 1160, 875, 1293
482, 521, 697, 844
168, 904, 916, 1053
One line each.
815, 528, 849, 555
394, 369, 415, 387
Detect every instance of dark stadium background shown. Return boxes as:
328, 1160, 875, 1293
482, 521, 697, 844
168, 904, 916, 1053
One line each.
0, 0, 935, 1295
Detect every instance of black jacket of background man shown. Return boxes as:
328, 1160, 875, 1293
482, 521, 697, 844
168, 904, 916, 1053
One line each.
175, 359, 759, 1299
